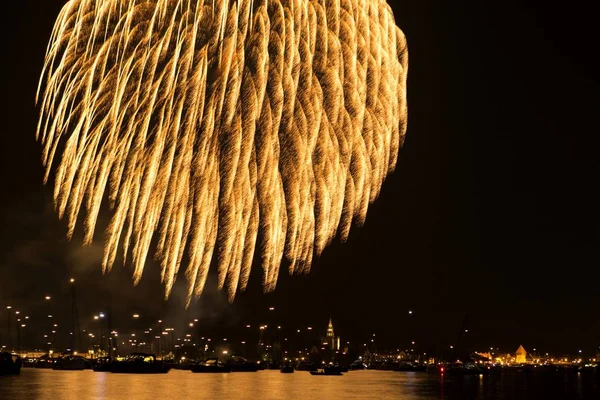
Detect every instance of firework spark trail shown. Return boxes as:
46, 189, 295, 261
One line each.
37, 0, 408, 305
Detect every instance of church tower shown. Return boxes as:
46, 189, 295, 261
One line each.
515, 345, 527, 364
326, 317, 335, 343
325, 316, 340, 351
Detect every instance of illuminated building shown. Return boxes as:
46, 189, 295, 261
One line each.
515, 345, 527, 364
323, 317, 341, 351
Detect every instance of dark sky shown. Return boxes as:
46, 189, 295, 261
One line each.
1, 1, 598, 356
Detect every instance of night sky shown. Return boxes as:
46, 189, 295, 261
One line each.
1, 1, 598, 356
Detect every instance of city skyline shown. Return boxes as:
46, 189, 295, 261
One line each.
3, 304, 598, 362
2, 290, 598, 360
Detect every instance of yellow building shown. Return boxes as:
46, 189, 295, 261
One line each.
515, 345, 527, 364
324, 317, 341, 351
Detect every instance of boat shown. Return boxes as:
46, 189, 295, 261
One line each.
349, 360, 366, 370
442, 362, 487, 375
394, 362, 428, 372
375, 361, 395, 370
171, 359, 199, 370
52, 355, 88, 370
280, 362, 294, 373
190, 358, 231, 373
310, 365, 344, 376
21, 357, 38, 368
92, 357, 114, 372
109, 353, 170, 374
0, 352, 22, 376
34, 354, 56, 369
226, 356, 259, 372
295, 361, 318, 371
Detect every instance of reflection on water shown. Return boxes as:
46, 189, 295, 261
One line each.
1, 369, 598, 400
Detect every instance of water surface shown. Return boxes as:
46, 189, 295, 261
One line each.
1, 369, 598, 399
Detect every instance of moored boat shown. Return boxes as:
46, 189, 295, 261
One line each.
190, 358, 231, 373
226, 356, 259, 372
34, 354, 56, 369
349, 360, 366, 370
280, 362, 294, 373
0, 352, 22, 376
310, 365, 343, 376
92, 357, 114, 372
394, 362, 428, 372
52, 355, 88, 370
110, 353, 170, 374
442, 362, 487, 375
296, 361, 318, 371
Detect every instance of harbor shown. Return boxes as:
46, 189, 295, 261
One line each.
2, 300, 598, 379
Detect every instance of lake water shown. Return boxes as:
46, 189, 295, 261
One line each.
1, 369, 598, 399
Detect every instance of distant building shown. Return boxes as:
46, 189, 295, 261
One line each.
323, 317, 341, 351
515, 345, 527, 364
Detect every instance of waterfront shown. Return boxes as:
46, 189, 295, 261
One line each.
1, 369, 598, 400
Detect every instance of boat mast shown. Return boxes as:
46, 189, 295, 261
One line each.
70, 279, 82, 353
453, 313, 469, 362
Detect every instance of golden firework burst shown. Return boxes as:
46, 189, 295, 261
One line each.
37, 0, 408, 304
